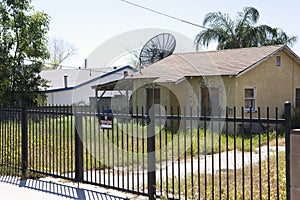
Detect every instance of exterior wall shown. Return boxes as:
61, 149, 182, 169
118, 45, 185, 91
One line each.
221, 76, 236, 110
73, 81, 97, 105
46, 90, 73, 105
234, 51, 300, 118
45, 68, 133, 105
131, 81, 174, 113
292, 57, 300, 106
132, 87, 144, 110
132, 76, 233, 116
46, 85, 94, 105
199, 76, 232, 116
164, 78, 199, 113
132, 79, 154, 112
131, 50, 300, 121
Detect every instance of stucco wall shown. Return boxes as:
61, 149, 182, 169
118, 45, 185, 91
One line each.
132, 78, 200, 115
132, 79, 152, 112
132, 82, 179, 113
234, 51, 300, 118
132, 76, 233, 116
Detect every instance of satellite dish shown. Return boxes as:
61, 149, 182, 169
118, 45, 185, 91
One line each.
139, 33, 176, 67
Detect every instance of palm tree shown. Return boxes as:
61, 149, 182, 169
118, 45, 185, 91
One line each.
195, 7, 297, 50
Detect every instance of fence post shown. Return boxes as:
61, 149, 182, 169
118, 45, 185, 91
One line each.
75, 107, 84, 182
21, 105, 28, 177
147, 107, 156, 200
285, 102, 291, 200
289, 129, 300, 200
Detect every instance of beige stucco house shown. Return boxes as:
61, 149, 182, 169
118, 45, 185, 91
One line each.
127, 45, 300, 119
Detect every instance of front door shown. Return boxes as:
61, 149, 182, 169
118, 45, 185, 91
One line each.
201, 87, 219, 116
146, 88, 160, 113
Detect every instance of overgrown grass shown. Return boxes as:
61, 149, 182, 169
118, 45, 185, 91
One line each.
0, 115, 76, 175
80, 119, 286, 173
158, 152, 286, 199
0, 115, 286, 175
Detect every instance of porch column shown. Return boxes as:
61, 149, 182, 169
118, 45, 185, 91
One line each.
95, 87, 98, 99
94, 88, 99, 111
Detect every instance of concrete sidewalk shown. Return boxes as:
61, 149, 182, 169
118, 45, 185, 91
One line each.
0, 176, 146, 200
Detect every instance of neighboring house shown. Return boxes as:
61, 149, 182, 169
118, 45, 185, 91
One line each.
40, 65, 136, 106
126, 45, 300, 121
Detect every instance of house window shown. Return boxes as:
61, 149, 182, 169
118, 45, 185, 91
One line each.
244, 87, 256, 112
276, 56, 281, 67
146, 88, 160, 111
296, 88, 300, 109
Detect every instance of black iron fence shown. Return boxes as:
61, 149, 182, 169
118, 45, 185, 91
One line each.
0, 103, 291, 200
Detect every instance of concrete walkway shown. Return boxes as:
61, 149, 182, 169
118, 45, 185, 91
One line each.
0, 176, 146, 200
80, 145, 286, 188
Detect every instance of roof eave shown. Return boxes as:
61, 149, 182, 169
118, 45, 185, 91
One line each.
42, 87, 74, 93
236, 45, 300, 77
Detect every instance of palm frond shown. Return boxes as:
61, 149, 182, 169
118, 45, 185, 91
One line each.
241, 7, 259, 25
195, 6, 297, 50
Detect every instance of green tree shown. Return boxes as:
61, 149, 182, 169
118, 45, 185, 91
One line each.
0, 0, 50, 106
195, 7, 297, 50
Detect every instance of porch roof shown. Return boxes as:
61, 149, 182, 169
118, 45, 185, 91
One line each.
92, 79, 133, 91
128, 45, 300, 83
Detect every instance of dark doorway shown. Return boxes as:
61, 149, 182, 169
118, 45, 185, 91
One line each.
201, 87, 219, 116
146, 88, 160, 113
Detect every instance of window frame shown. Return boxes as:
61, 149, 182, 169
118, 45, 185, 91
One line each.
244, 87, 257, 112
276, 56, 281, 67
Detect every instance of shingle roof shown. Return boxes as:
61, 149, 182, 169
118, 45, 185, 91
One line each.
130, 45, 300, 83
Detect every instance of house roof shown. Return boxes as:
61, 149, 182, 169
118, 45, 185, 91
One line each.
41, 65, 136, 92
129, 45, 300, 83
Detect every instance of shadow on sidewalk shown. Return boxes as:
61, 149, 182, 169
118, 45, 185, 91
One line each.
0, 176, 128, 200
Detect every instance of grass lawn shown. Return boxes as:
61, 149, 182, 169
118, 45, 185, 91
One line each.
159, 152, 286, 199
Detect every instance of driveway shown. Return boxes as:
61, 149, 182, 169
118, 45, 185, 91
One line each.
0, 176, 145, 200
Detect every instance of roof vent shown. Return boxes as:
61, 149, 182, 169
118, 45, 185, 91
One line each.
64, 75, 68, 88
84, 59, 87, 69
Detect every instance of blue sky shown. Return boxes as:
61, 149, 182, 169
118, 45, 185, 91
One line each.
32, 0, 300, 67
